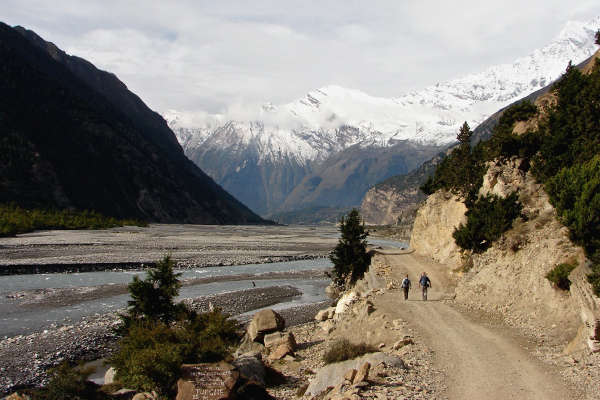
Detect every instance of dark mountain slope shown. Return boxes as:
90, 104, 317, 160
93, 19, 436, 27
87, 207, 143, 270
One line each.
0, 22, 265, 224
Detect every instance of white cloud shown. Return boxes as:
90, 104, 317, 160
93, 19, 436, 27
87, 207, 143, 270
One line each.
2, 0, 600, 115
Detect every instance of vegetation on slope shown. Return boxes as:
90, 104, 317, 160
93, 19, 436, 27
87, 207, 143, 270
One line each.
422, 56, 600, 295
0, 203, 146, 237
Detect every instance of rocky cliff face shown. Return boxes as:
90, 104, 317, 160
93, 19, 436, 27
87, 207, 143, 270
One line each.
410, 157, 600, 352
410, 191, 467, 268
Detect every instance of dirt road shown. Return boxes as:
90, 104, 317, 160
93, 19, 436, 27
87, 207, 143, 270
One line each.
373, 251, 580, 400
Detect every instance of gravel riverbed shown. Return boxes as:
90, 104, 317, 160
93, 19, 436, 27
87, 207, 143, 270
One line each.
0, 285, 327, 395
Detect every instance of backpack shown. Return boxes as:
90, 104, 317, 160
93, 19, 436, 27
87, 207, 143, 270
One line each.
401, 278, 410, 288
420, 276, 430, 287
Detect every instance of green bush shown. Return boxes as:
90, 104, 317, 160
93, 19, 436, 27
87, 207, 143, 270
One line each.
453, 193, 523, 253
110, 311, 240, 398
587, 265, 600, 296
545, 156, 600, 263
329, 209, 372, 286
323, 338, 377, 364
0, 203, 146, 237
546, 262, 577, 290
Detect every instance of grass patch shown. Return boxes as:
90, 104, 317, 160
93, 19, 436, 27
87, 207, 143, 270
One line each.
322, 338, 377, 365
546, 262, 578, 290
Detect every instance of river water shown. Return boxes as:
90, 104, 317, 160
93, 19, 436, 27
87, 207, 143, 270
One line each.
0, 237, 406, 337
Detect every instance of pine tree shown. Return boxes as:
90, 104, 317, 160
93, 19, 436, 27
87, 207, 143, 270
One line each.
457, 121, 472, 145
329, 209, 372, 286
595, 29, 600, 45
123, 255, 187, 326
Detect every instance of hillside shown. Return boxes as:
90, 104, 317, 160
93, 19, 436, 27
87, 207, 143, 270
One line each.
410, 48, 600, 354
361, 48, 600, 226
169, 17, 600, 218
0, 23, 265, 224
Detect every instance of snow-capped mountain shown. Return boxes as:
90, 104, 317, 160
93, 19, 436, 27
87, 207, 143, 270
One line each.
166, 17, 600, 217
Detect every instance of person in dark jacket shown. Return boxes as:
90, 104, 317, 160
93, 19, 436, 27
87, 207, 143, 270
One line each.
401, 274, 411, 300
419, 272, 432, 301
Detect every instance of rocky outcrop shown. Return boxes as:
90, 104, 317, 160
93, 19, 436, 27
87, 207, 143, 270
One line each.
360, 185, 421, 227
412, 155, 600, 352
410, 191, 467, 268
305, 352, 406, 397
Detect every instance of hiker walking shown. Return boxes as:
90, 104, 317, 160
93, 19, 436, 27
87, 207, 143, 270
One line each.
419, 272, 431, 301
401, 274, 411, 300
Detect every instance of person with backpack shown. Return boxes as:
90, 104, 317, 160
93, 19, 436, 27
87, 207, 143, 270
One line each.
401, 274, 411, 300
419, 272, 431, 301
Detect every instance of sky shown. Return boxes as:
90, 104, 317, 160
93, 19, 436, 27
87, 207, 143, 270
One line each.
2, 1, 600, 115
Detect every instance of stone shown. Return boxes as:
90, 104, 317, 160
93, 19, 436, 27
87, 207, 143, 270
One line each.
378, 342, 385, 349
247, 309, 285, 343
235, 335, 265, 356
305, 352, 406, 397
268, 342, 294, 361
343, 369, 357, 382
353, 362, 371, 383
175, 362, 240, 400
321, 320, 336, 334
335, 292, 359, 315
104, 366, 116, 385
315, 309, 330, 321
263, 331, 296, 351
132, 393, 156, 400
232, 354, 266, 386
5, 393, 31, 400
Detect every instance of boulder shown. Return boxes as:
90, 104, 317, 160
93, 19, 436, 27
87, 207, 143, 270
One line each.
321, 320, 336, 334
132, 393, 156, 400
268, 343, 294, 361
235, 335, 265, 357
104, 366, 116, 385
176, 362, 239, 400
343, 369, 357, 382
263, 331, 296, 351
5, 393, 31, 400
247, 309, 285, 343
233, 354, 266, 386
335, 292, 359, 315
353, 362, 370, 384
305, 352, 406, 397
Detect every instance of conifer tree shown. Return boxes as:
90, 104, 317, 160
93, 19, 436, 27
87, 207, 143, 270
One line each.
122, 255, 187, 326
329, 209, 372, 286
457, 121, 472, 145
595, 29, 600, 45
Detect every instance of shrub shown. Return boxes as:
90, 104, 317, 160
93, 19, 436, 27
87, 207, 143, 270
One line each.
110, 310, 240, 398
329, 209, 372, 286
588, 265, 600, 296
546, 262, 578, 290
322, 338, 377, 364
545, 156, 600, 263
453, 193, 523, 253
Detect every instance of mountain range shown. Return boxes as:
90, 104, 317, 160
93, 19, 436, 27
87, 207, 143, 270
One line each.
168, 17, 600, 220
0, 23, 265, 224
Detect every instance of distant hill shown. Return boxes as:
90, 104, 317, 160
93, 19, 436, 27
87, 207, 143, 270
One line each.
0, 23, 265, 224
